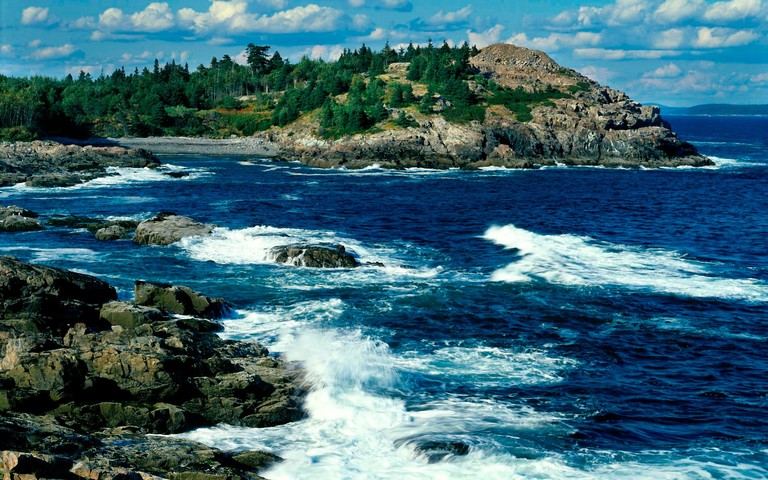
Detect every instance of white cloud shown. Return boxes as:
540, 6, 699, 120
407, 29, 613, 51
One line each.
346, 0, 412, 9
693, 27, 759, 47
28, 39, 42, 48
507, 31, 602, 52
575, 48, 682, 59
607, 0, 651, 26
750, 72, 768, 84
468, 24, 505, 48
654, 0, 706, 23
21, 6, 50, 25
70, 16, 97, 29
704, 0, 763, 22
99, 8, 125, 29
427, 6, 473, 26
32, 44, 76, 60
580, 65, 618, 84
652, 28, 687, 48
646, 62, 683, 77
0, 45, 13, 56
130, 2, 175, 32
249, 5, 349, 33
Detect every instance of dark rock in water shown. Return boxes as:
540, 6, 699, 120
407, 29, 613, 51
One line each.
0, 256, 117, 334
95, 225, 130, 241
272, 244, 360, 268
25, 173, 86, 188
133, 213, 214, 246
414, 440, 471, 463
0, 206, 43, 232
134, 280, 231, 319
164, 171, 190, 178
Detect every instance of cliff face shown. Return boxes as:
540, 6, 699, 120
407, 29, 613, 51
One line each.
264, 43, 711, 169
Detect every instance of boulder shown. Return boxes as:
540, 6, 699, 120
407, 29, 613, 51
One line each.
0, 206, 43, 232
26, 173, 86, 188
95, 225, 131, 241
133, 213, 213, 246
134, 281, 230, 319
99, 302, 168, 329
0, 256, 117, 334
272, 245, 360, 268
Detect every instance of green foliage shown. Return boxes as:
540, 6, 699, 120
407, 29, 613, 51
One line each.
481, 79, 570, 122
567, 81, 592, 93
393, 111, 418, 128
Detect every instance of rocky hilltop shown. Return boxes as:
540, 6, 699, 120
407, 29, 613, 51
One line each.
262, 43, 711, 169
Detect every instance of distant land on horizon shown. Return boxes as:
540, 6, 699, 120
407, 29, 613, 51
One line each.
654, 104, 768, 116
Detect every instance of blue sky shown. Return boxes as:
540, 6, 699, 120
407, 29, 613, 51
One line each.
2, 0, 767, 106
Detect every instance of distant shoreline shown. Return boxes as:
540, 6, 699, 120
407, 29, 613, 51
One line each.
47, 136, 281, 157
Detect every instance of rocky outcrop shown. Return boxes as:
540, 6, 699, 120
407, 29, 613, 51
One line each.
134, 281, 231, 319
133, 213, 214, 246
0, 206, 44, 232
47, 215, 139, 241
0, 140, 160, 187
272, 245, 360, 268
0, 258, 304, 479
263, 42, 711, 169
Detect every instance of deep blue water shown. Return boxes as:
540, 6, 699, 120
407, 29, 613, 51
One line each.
2, 115, 767, 479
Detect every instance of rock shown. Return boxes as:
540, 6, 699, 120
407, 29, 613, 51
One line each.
96, 225, 130, 241
0, 256, 117, 334
1, 450, 76, 480
272, 245, 360, 268
134, 281, 230, 319
133, 213, 213, 246
26, 173, 86, 188
0, 206, 44, 232
99, 302, 168, 329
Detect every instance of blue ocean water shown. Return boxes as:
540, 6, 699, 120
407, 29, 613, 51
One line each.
2, 115, 767, 479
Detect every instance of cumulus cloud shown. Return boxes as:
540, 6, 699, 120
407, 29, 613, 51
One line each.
652, 28, 688, 48
574, 48, 682, 59
130, 2, 175, 32
645, 62, 683, 77
693, 27, 759, 47
346, 0, 413, 11
654, 0, 706, 23
703, 0, 763, 22
750, 72, 768, 84
580, 65, 618, 84
178, 2, 366, 34
0, 45, 13, 56
468, 24, 505, 48
427, 6, 473, 27
21, 6, 52, 25
32, 44, 76, 60
507, 31, 602, 52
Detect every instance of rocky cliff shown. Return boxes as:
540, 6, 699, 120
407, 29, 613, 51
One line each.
263, 43, 711, 169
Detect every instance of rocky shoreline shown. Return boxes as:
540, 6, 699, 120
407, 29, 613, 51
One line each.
0, 141, 160, 188
0, 255, 304, 479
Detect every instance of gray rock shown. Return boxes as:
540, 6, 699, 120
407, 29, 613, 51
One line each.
99, 301, 168, 329
0, 256, 117, 334
134, 281, 230, 319
133, 213, 213, 246
272, 245, 360, 268
95, 225, 130, 241
0, 206, 43, 232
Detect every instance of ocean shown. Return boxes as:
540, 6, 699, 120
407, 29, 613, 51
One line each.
2, 115, 767, 479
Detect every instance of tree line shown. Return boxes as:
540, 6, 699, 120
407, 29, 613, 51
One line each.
0, 40, 578, 141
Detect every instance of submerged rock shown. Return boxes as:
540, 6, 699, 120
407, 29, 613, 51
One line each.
133, 213, 213, 246
95, 225, 131, 241
272, 245, 360, 268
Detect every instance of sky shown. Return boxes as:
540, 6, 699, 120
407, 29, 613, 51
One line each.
1, 0, 767, 106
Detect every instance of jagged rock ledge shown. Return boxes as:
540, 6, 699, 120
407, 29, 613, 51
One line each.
0, 256, 304, 479
0, 140, 160, 187
258, 43, 713, 170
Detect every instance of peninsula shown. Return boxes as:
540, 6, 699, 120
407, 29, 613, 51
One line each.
1, 42, 710, 170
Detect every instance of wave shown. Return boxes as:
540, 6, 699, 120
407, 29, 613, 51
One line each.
177, 225, 443, 284
707, 156, 767, 170
0, 246, 100, 263
483, 224, 768, 302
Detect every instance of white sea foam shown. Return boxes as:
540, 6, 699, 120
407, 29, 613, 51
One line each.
398, 345, 579, 387
177, 225, 443, 284
706, 156, 766, 169
0, 246, 100, 263
483, 224, 768, 302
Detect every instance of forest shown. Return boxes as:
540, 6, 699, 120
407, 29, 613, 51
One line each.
0, 41, 582, 141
